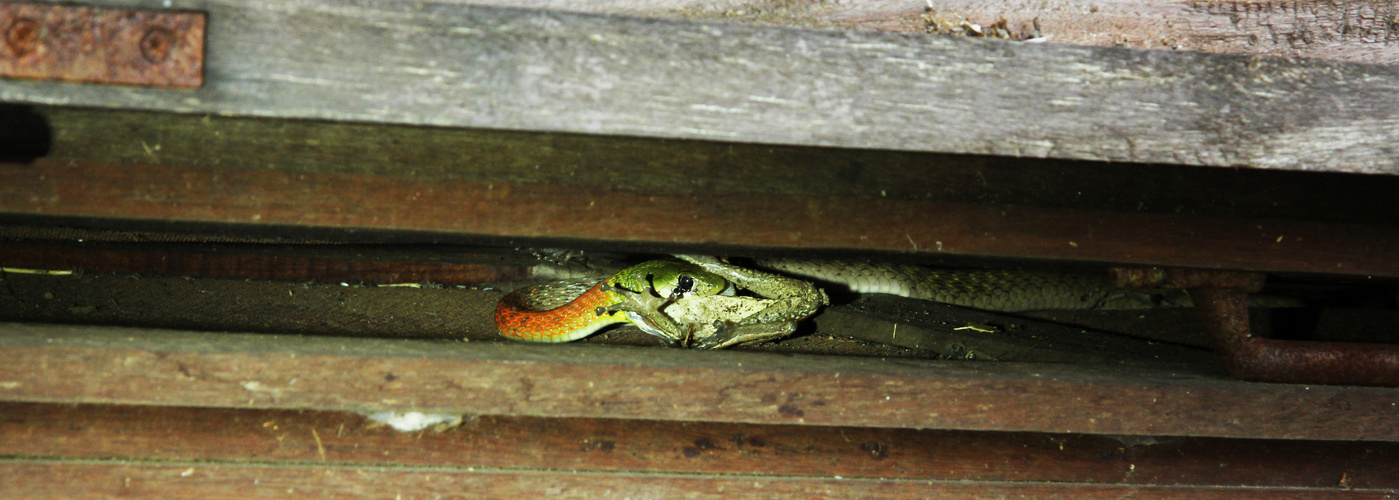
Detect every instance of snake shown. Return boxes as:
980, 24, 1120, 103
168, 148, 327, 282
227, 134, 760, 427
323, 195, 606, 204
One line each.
495, 256, 1178, 346
752, 259, 1127, 312
494, 260, 730, 343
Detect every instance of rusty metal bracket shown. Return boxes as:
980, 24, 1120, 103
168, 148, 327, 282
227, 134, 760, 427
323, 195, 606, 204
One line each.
1113, 267, 1399, 386
0, 2, 203, 88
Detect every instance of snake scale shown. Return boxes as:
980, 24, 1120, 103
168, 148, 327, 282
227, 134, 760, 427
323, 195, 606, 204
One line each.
755, 259, 1123, 312
495, 256, 1137, 347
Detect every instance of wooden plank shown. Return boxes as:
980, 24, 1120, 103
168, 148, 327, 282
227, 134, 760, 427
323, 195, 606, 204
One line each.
463, 0, 1399, 65
506, 0, 1399, 64
2, 322, 1397, 441
31, 106, 1399, 228
5, 160, 1399, 278
0, 461, 1386, 499
3, 402, 1395, 489
0, 241, 532, 285
2, 0, 1399, 174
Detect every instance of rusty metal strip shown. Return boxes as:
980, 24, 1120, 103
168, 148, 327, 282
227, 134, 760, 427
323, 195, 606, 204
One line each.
1114, 267, 1399, 386
0, 2, 203, 88
2, 322, 1398, 441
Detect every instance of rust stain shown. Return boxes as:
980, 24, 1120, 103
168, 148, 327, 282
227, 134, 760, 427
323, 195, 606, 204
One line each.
0, 2, 204, 88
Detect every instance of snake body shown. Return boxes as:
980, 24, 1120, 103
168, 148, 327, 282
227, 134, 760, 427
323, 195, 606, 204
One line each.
495, 278, 627, 342
754, 259, 1122, 312
497, 257, 1164, 345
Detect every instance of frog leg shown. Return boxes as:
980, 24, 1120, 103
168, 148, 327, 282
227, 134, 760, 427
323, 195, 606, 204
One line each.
694, 321, 798, 349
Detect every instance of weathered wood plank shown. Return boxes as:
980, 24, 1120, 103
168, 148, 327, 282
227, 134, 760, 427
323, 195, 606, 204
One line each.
6, 160, 1399, 277
1, 460, 1386, 499
31, 106, 1399, 228
3, 0, 1399, 174
491, 0, 1399, 65
4, 402, 1395, 488
1, 322, 1397, 441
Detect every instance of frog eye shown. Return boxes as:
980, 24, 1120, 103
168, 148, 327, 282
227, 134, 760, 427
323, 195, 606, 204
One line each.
674, 275, 695, 295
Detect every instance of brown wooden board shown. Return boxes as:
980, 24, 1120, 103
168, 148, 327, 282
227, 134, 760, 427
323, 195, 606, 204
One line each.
1, 322, 1397, 441
5, 160, 1399, 278
6, 461, 1388, 499
29, 106, 1399, 229
2, 402, 1395, 490
2, 0, 1399, 174
0, 240, 532, 285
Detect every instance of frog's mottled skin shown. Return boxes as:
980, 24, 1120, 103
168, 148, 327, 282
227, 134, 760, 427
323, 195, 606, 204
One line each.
670, 255, 829, 349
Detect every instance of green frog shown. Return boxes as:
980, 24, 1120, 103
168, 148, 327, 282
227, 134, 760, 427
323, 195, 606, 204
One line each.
664, 255, 829, 349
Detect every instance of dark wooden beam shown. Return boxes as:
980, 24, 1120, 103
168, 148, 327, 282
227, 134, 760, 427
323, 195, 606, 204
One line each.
0, 241, 531, 285
5, 160, 1399, 278
2, 322, 1396, 441
2, 403, 1392, 491
2, 0, 1398, 174
5, 461, 1374, 499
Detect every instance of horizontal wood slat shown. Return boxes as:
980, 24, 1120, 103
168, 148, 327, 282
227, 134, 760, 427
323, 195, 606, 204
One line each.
2, 322, 1396, 441
5, 160, 1399, 277
5, 461, 1375, 499
2, 0, 1397, 174
3, 402, 1394, 489
459, 0, 1399, 65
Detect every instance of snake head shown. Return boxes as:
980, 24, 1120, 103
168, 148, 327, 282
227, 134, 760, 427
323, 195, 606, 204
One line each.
608, 260, 729, 299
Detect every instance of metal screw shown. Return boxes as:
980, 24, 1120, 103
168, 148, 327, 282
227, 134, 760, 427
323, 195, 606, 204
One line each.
139, 27, 175, 64
5, 18, 40, 57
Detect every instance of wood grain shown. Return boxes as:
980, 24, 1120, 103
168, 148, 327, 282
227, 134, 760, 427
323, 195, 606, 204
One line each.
6, 160, 1399, 278
460, 0, 1399, 65
2, 402, 1395, 489
1, 460, 1386, 499
2, 322, 1397, 441
34, 105, 1399, 227
3, 0, 1399, 174
0, 241, 532, 285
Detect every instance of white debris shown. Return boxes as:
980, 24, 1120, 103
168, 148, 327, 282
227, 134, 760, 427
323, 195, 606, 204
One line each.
363, 411, 463, 432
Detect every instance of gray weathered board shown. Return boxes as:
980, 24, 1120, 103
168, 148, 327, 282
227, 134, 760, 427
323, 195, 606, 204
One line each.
3, 0, 1398, 174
